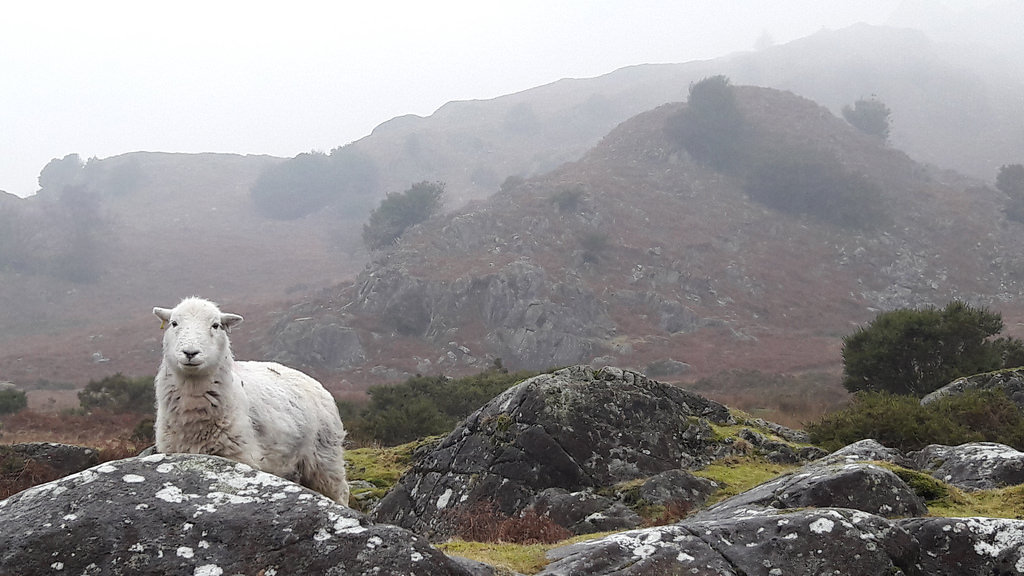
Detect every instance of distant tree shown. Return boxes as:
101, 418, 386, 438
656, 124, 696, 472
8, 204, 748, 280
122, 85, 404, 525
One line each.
0, 388, 27, 415
665, 75, 746, 170
78, 373, 155, 414
38, 153, 84, 192
842, 301, 1024, 397
996, 164, 1024, 222
251, 146, 379, 220
744, 148, 887, 229
842, 98, 891, 142
362, 181, 445, 250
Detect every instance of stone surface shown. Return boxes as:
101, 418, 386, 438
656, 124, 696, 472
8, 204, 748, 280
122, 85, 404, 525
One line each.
695, 459, 927, 521
529, 488, 641, 535
0, 453, 472, 576
1, 442, 100, 479
372, 365, 734, 540
910, 442, 1024, 491
899, 517, 1024, 576
539, 508, 920, 576
922, 368, 1024, 412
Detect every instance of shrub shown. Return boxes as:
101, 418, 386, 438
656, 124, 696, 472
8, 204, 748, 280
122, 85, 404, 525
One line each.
665, 75, 747, 170
743, 148, 887, 229
806, 389, 1024, 453
842, 301, 1020, 397
550, 186, 585, 213
78, 374, 155, 414
842, 98, 891, 142
345, 366, 537, 446
451, 502, 571, 544
251, 147, 379, 220
362, 181, 445, 250
0, 388, 28, 415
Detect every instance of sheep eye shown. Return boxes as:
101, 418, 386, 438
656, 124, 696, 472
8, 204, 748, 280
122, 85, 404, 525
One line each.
212, 322, 221, 330
170, 321, 178, 328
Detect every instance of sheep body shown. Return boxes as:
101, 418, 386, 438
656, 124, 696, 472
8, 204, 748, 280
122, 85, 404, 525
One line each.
153, 297, 349, 504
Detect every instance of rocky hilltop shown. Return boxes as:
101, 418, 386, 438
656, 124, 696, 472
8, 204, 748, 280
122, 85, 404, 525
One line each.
265, 85, 1024, 384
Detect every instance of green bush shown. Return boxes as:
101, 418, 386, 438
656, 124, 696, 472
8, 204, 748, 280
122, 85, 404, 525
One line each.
0, 388, 28, 415
251, 147, 379, 220
343, 366, 537, 446
665, 75, 746, 170
842, 301, 1021, 397
362, 181, 445, 250
743, 148, 887, 229
806, 389, 1024, 453
842, 98, 891, 142
78, 374, 155, 414
996, 164, 1024, 223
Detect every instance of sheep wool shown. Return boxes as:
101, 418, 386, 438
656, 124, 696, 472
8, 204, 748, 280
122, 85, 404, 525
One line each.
152, 296, 349, 504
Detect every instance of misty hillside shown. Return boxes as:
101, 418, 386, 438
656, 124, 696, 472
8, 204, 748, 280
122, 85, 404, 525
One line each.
1, 23, 1022, 391
260, 84, 1024, 391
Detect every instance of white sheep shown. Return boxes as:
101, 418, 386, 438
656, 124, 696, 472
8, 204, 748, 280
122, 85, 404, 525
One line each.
152, 296, 349, 504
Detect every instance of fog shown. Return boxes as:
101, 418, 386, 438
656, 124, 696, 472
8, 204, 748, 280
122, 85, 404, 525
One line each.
0, 0, 1018, 198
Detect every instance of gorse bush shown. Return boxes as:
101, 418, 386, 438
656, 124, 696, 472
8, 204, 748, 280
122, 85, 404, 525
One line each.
842, 98, 891, 142
362, 181, 445, 250
665, 75, 746, 171
0, 389, 28, 416
842, 301, 1024, 397
806, 389, 1024, 453
744, 149, 888, 229
342, 365, 537, 446
78, 373, 155, 414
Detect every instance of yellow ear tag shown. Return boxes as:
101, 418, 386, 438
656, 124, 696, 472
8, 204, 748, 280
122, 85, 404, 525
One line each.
160, 320, 166, 330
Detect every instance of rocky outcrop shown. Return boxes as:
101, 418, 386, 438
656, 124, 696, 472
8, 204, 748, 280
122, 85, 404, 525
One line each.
372, 365, 736, 539
0, 453, 473, 576
1, 442, 100, 479
922, 368, 1024, 412
909, 442, 1024, 491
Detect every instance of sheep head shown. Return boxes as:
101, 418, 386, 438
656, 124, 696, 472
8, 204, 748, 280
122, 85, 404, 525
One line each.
154, 297, 243, 375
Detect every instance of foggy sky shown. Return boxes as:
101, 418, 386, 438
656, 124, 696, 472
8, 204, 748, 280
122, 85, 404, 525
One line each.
0, 1, 996, 198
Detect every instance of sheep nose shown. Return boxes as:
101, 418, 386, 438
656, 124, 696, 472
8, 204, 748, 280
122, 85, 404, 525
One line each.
183, 350, 200, 361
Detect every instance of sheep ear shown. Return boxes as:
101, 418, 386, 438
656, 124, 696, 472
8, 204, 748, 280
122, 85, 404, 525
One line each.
154, 307, 172, 329
221, 313, 243, 332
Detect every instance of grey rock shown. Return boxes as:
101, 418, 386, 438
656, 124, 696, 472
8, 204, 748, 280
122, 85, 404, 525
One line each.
268, 313, 365, 372
530, 488, 641, 535
899, 517, 1024, 576
637, 469, 718, 509
909, 442, 1024, 491
736, 428, 827, 464
372, 365, 734, 540
643, 359, 691, 378
1, 442, 100, 480
819, 438, 912, 467
0, 453, 473, 576
922, 368, 1024, 412
539, 508, 920, 576
695, 459, 927, 521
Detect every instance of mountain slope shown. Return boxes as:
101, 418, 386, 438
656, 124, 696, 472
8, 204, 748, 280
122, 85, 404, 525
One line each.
264, 85, 1024, 389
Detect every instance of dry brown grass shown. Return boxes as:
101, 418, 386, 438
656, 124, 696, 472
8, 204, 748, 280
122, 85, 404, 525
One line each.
1, 409, 150, 460
451, 502, 572, 545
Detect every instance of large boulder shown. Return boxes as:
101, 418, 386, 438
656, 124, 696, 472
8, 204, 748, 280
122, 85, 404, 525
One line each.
539, 508, 921, 576
372, 365, 734, 539
0, 453, 473, 576
695, 459, 927, 521
899, 517, 1024, 575
909, 442, 1024, 491
922, 368, 1024, 412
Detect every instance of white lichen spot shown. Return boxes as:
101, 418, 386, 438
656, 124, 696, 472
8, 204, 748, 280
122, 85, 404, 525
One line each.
135, 503, 150, 511
157, 464, 176, 474
129, 543, 145, 552
783, 533, 799, 540
177, 547, 194, 559
156, 485, 186, 503
410, 552, 423, 562
182, 523, 194, 532
436, 488, 453, 509
96, 464, 117, 474
809, 517, 835, 534
677, 552, 695, 562
633, 544, 657, 558
122, 474, 146, 483
334, 516, 367, 534
193, 565, 223, 576
141, 453, 167, 463
198, 541, 210, 549
313, 528, 332, 542
62, 514, 77, 521
51, 562, 64, 570
366, 536, 384, 549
